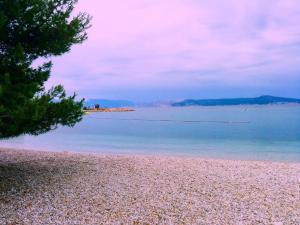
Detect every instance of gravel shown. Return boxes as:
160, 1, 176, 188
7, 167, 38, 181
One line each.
0, 148, 299, 225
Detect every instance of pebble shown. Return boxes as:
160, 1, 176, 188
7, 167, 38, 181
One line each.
0, 148, 300, 225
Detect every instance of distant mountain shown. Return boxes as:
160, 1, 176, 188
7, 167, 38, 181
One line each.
84, 99, 135, 108
172, 95, 300, 107
134, 101, 173, 107
84, 99, 174, 108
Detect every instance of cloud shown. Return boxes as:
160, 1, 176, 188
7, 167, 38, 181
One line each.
46, 0, 300, 99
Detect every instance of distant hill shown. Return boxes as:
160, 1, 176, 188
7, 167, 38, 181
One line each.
172, 95, 300, 107
84, 99, 172, 108
84, 99, 135, 108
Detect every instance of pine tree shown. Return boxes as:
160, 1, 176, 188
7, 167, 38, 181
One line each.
0, 0, 91, 138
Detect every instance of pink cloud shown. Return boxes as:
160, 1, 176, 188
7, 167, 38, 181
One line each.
45, 0, 300, 98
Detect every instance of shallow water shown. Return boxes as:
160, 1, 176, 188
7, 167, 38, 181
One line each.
1, 105, 300, 162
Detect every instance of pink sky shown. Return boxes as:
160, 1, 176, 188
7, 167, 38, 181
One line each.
46, 0, 300, 100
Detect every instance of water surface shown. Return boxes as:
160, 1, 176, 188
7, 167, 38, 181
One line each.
1, 105, 300, 162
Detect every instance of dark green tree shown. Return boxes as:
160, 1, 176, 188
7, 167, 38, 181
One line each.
0, 0, 91, 138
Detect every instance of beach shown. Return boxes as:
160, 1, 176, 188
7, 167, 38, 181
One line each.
0, 148, 299, 225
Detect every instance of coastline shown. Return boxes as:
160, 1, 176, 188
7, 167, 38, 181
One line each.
1, 145, 300, 163
1, 147, 300, 224
84, 107, 135, 113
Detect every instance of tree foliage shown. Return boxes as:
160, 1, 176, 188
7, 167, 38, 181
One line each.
0, 0, 91, 138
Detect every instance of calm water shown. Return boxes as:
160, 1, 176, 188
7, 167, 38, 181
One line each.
1, 105, 300, 162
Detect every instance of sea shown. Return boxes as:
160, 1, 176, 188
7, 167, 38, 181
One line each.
1, 105, 300, 162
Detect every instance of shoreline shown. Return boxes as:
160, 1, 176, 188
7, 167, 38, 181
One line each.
1, 146, 300, 164
84, 107, 135, 113
1, 147, 300, 224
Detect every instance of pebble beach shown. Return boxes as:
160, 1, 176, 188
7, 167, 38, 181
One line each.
0, 148, 300, 225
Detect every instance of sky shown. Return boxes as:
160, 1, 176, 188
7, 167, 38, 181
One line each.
46, 0, 300, 101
